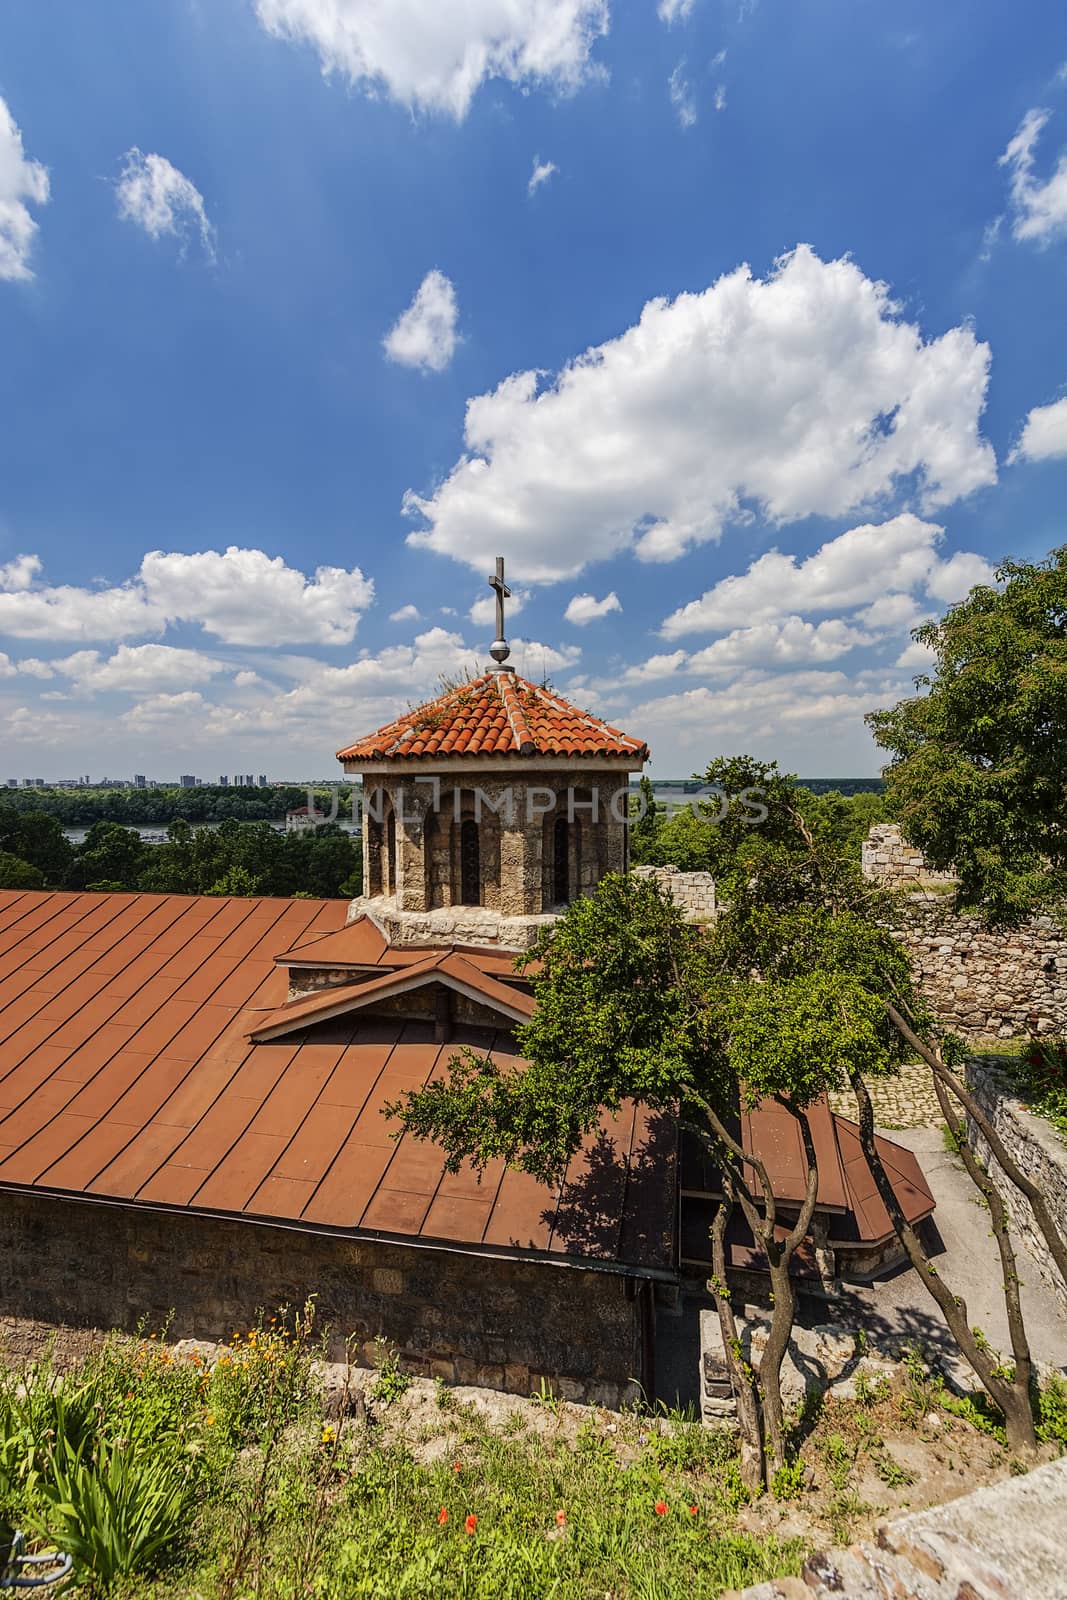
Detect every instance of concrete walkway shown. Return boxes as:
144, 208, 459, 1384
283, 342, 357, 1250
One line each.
830, 1125, 1066, 1370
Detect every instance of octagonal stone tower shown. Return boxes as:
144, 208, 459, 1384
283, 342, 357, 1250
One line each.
337, 610, 648, 949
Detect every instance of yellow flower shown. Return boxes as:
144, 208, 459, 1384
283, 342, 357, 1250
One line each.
205, 1415, 215, 1426
321, 1426, 335, 1445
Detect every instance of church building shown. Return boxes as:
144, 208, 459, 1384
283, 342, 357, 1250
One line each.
0, 562, 933, 1404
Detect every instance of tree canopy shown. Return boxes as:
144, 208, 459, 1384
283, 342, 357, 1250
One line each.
868, 546, 1067, 922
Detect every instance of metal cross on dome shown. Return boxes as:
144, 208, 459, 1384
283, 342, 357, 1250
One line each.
488, 556, 513, 671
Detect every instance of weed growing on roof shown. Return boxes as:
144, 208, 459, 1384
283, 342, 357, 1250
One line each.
370, 1338, 413, 1406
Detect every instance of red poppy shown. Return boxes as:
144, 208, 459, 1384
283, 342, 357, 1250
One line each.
689, 1505, 699, 1515
465, 1514, 478, 1535
654, 1501, 669, 1516
555, 1510, 566, 1526
437, 1507, 448, 1526
452, 1461, 462, 1473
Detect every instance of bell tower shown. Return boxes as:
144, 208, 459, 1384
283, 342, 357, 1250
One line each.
337, 559, 648, 950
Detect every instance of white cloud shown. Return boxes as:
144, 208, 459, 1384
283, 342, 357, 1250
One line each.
0, 95, 49, 282
658, 0, 697, 22
0, 547, 373, 645
669, 61, 697, 127
121, 691, 208, 732
469, 589, 526, 627
253, 0, 609, 119
627, 669, 878, 753
564, 590, 622, 624
661, 515, 993, 637
713, 83, 726, 112
1009, 395, 1067, 462
233, 669, 266, 687
896, 637, 935, 671
711, 48, 727, 66
686, 616, 873, 672
528, 155, 558, 194
389, 603, 422, 623
115, 149, 215, 259
0, 651, 13, 678
999, 109, 1067, 244
44, 644, 227, 695
384, 269, 460, 373
404, 247, 996, 583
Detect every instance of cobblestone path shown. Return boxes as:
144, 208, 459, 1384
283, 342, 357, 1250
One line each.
828, 1061, 944, 1129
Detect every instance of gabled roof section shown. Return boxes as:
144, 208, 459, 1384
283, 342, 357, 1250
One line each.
336, 670, 648, 764
250, 950, 536, 1042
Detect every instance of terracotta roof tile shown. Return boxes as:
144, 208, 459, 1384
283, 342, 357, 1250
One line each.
337, 670, 648, 765
0, 890, 671, 1273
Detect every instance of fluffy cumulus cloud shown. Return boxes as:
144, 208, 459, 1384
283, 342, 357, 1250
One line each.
528, 155, 558, 194
469, 589, 526, 627
0, 546, 374, 645
0, 94, 49, 282
1010, 395, 1067, 462
32, 645, 227, 695
564, 590, 621, 624
661, 515, 993, 637
389, 603, 422, 623
384, 269, 460, 373
116, 150, 215, 259
999, 109, 1067, 244
253, 0, 609, 119
404, 247, 997, 583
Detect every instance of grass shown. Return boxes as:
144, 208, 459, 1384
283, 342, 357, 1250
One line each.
3, 1319, 1064, 1597
0, 1315, 804, 1598
981, 1039, 1067, 1145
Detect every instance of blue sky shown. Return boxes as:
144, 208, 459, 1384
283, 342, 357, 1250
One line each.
1, 0, 1066, 781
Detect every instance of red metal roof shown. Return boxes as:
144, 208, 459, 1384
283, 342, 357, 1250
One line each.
0, 890, 673, 1272
336, 670, 648, 763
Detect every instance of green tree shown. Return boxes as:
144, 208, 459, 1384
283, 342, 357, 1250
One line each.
867, 547, 1067, 922
390, 853, 920, 1488
0, 852, 45, 890
67, 823, 148, 891
0, 805, 73, 886
628, 776, 661, 863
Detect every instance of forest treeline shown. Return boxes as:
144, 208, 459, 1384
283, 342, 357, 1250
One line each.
0, 808, 362, 900
0, 783, 353, 827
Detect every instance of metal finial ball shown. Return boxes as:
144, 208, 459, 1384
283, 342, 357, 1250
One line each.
490, 638, 510, 664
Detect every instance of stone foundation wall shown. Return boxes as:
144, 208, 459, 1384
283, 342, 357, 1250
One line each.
0, 1193, 644, 1408
631, 865, 717, 921
861, 822, 958, 889
965, 1058, 1067, 1314
890, 901, 1067, 1039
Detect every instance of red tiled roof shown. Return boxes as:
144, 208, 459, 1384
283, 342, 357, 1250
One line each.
336, 670, 648, 764
0, 890, 674, 1272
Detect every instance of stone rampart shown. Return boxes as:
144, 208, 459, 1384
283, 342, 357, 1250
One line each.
861, 821, 958, 889
631, 865, 717, 921
890, 900, 1067, 1039
965, 1056, 1067, 1314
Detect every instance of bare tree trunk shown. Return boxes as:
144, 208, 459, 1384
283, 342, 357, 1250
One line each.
934, 1076, 1037, 1451
710, 1198, 765, 1491
756, 1106, 821, 1481
849, 1070, 1032, 1439
887, 1002, 1067, 1291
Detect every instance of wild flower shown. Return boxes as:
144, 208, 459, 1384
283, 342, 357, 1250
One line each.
437, 1507, 448, 1525
555, 1509, 566, 1526
464, 1514, 478, 1535
654, 1500, 668, 1516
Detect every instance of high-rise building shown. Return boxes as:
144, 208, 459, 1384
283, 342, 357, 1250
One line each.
134, 775, 146, 789
257, 775, 268, 787
179, 775, 197, 788
220, 776, 230, 787
5, 779, 16, 788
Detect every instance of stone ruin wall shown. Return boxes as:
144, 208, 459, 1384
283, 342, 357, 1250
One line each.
861, 821, 959, 889
630, 864, 717, 921
965, 1058, 1067, 1314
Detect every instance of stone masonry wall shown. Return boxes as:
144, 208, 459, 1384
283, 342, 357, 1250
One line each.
0, 1192, 644, 1408
631, 865, 717, 922
889, 900, 1067, 1039
965, 1057, 1067, 1314
861, 821, 958, 889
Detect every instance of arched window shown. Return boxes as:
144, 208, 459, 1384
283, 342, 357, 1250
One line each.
386, 810, 397, 897
460, 818, 481, 905
553, 814, 570, 905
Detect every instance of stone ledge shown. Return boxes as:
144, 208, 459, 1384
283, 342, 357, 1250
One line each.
346, 895, 557, 951
727, 1455, 1067, 1599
